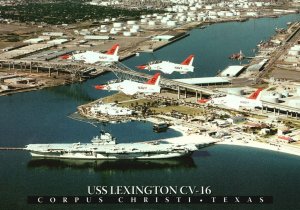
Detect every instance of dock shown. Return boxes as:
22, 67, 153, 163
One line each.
0, 147, 25, 150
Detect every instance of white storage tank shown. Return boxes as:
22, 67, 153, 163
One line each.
140, 19, 148, 24
166, 14, 173, 19
127, 20, 136, 25
226, 12, 234, 17
130, 28, 138, 33
113, 22, 123, 27
131, 25, 140, 30
123, 32, 132, 37
218, 11, 226, 17
148, 21, 156, 26
167, 21, 177, 27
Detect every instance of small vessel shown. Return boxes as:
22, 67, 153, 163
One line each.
153, 122, 169, 132
229, 50, 244, 60
25, 131, 198, 160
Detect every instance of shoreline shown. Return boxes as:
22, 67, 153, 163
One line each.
167, 122, 300, 157
217, 139, 300, 157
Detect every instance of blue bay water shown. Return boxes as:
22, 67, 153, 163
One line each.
0, 14, 300, 210
123, 14, 300, 79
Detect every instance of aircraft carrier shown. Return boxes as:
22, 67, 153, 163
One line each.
25, 131, 200, 160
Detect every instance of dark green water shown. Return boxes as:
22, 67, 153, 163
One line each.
0, 14, 300, 210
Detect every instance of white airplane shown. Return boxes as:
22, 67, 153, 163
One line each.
95, 73, 161, 95
136, 55, 194, 74
61, 44, 119, 64
198, 88, 263, 110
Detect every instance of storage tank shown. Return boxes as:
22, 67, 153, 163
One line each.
167, 21, 177, 27
127, 20, 136, 25
217, 11, 226, 17
131, 25, 140, 30
130, 28, 138, 33
166, 14, 173, 19
140, 19, 148, 24
161, 19, 168, 24
123, 32, 132, 37
114, 27, 122, 32
225, 12, 234, 17
148, 21, 156, 26
113, 22, 123, 28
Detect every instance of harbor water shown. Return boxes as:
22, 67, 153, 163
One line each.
0, 14, 300, 210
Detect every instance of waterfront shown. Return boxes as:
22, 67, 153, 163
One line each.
0, 14, 300, 210
123, 14, 299, 79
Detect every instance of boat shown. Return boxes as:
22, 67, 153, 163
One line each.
229, 50, 244, 60
25, 131, 198, 160
153, 122, 169, 132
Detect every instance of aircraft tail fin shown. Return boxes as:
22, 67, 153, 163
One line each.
248, 88, 263, 100
146, 73, 160, 86
181, 55, 194, 66
106, 44, 119, 56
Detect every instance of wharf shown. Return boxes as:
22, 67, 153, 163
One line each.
0, 147, 24, 150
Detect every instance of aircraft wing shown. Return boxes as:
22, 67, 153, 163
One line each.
161, 69, 174, 74
122, 88, 137, 95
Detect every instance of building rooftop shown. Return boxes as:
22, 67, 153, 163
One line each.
174, 77, 230, 85
220, 65, 244, 77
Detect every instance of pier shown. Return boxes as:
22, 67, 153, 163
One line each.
0, 147, 25, 150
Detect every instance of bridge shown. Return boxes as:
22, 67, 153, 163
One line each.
0, 59, 299, 116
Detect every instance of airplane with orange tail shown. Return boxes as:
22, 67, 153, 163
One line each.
95, 73, 161, 95
60, 44, 119, 64
136, 55, 194, 74
197, 88, 263, 110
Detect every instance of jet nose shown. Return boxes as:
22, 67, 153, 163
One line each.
136, 65, 147, 70
95, 85, 106, 90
